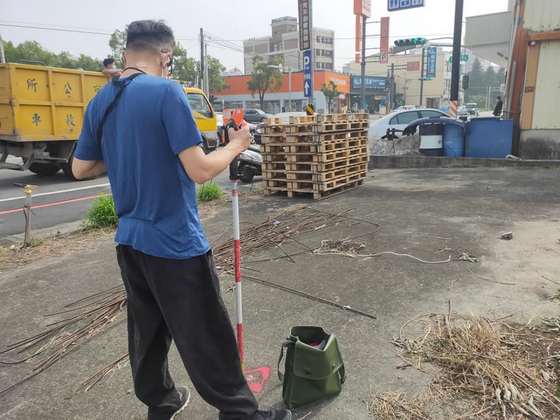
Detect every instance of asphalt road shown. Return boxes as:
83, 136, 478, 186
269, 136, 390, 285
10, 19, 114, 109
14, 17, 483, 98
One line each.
0, 167, 259, 241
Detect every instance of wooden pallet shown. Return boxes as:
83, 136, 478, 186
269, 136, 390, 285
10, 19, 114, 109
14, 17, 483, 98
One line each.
264, 179, 288, 189
312, 164, 368, 182
286, 134, 315, 144
316, 113, 351, 124
284, 163, 367, 182
347, 138, 368, 148
347, 113, 369, 122
349, 121, 369, 131
286, 124, 315, 135
287, 173, 367, 195
262, 153, 288, 163
285, 154, 368, 173
263, 125, 285, 135
310, 146, 368, 163
265, 179, 365, 200
262, 170, 288, 180
261, 134, 286, 144
314, 121, 350, 133
262, 162, 287, 171
348, 130, 368, 139
289, 115, 316, 124
265, 117, 284, 125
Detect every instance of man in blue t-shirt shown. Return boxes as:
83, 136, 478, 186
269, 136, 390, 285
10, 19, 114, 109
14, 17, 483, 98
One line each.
73, 20, 290, 420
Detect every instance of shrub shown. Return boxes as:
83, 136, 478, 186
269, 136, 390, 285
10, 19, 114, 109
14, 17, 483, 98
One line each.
197, 182, 223, 202
86, 195, 117, 228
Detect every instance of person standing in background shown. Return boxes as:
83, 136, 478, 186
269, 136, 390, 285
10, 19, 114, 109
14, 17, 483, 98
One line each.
102, 57, 122, 81
493, 96, 503, 117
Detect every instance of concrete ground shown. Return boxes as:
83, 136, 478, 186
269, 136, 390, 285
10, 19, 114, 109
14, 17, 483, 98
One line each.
2, 168, 560, 420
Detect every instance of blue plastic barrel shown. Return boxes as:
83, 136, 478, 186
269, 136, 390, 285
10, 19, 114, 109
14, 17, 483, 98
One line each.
443, 123, 465, 157
466, 118, 513, 158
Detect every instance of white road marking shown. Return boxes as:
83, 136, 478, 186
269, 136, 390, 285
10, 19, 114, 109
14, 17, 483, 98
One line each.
0, 182, 110, 203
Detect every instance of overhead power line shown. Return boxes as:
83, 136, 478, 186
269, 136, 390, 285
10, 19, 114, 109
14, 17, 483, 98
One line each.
0, 21, 198, 41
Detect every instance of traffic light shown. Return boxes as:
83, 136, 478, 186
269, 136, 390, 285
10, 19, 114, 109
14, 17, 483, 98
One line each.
462, 74, 470, 90
393, 37, 428, 48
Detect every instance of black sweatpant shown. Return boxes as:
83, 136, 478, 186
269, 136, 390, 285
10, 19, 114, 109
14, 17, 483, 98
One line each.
116, 245, 258, 420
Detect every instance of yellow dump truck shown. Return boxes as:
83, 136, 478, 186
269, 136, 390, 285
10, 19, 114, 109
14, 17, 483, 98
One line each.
0, 63, 218, 178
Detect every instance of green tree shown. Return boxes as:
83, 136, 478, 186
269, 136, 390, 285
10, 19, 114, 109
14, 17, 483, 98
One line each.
173, 43, 198, 84
109, 29, 127, 66
4, 40, 100, 71
108, 29, 226, 91
247, 56, 283, 110
321, 81, 339, 113
484, 66, 497, 89
207, 56, 227, 93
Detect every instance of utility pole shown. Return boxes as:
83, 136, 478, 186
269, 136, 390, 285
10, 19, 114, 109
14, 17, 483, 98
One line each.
391, 63, 395, 111
204, 42, 209, 95
450, 0, 464, 116
0, 34, 6, 64
360, 15, 367, 111
199, 28, 205, 91
419, 47, 425, 107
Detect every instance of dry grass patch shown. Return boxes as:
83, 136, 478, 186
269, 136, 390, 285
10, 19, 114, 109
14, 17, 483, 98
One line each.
370, 313, 560, 419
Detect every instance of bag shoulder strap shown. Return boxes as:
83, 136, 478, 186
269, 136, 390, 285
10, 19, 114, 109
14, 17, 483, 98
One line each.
277, 337, 296, 382
95, 72, 143, 144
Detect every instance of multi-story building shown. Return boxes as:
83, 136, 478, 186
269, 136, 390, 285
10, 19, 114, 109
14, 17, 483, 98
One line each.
344, 48, 456, 111
213, 71, 350, 114
243, 16, 335, 73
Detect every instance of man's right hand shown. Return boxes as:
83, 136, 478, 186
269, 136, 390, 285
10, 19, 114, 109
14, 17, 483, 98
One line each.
227, 123, 252, 153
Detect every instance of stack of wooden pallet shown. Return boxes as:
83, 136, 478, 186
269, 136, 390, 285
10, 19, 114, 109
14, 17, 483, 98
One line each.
261, 113, 369, 199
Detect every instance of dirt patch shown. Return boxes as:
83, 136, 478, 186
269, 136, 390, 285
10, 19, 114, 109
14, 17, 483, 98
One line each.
0, 228, 114, 273
484, 220, 560, 292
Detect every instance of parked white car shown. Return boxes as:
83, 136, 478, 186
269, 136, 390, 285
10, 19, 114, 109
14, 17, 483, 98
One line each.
368, 108, 449, 141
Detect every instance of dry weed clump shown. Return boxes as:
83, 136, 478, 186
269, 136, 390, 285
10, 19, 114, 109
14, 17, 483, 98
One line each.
373, 314, 560, 419
369, 391, 431, 420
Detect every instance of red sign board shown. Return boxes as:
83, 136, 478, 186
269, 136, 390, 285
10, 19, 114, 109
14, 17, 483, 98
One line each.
380, 17, 390, 64
407, 61, 420, 71
354, 0, 372, 17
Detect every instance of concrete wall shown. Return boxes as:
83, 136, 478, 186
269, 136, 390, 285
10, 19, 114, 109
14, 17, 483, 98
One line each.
524, 0, 560, 32
520, 130, 560, 160
532, 41, 560, 129
464, 12, 512, 67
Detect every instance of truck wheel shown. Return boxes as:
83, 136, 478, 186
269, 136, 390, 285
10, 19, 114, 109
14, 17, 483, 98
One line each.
28, 163, 60, 176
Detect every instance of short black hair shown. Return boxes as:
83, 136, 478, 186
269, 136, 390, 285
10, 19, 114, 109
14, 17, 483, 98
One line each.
103, 57, 115, 67
497, 96, 502, 100
126, 20, 175, 52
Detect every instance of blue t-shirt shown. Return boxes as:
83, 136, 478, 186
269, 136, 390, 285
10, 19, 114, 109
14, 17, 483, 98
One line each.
75, 74, 210, 259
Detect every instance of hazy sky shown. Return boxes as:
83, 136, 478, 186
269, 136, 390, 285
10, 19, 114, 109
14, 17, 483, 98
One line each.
2, 0, 509, 71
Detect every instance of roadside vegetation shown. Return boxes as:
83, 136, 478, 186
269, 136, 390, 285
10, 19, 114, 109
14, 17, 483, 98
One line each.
197, 182, 223, 202
85, 195, 118, 229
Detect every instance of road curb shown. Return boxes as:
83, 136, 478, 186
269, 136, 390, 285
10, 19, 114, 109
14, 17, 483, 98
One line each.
369, 155, 560, 170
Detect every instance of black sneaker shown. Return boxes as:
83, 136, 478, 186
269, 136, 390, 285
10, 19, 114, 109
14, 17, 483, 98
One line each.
253, 408, 292, 420
170, 386, 190, 420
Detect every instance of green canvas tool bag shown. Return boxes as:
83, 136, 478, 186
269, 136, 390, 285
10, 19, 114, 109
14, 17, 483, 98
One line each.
277, 326, 345, 408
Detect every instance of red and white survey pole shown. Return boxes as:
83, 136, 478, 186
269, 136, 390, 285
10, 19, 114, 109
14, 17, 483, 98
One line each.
232, 179, 244, 366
